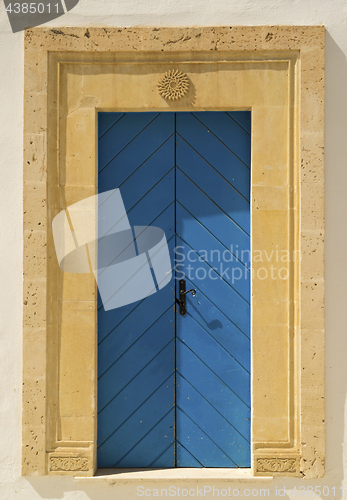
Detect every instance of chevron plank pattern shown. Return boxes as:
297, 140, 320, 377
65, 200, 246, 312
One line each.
97, 112, 176, 468
97, 111, 251, 468
175, 112, 250, 467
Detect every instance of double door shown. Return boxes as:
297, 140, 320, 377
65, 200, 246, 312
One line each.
97, 111, 251, 468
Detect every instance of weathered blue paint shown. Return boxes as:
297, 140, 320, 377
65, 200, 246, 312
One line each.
97, 111, 251, 468
97, 112, 176, 468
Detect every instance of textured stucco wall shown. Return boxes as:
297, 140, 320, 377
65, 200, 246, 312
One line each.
0, 0, 346, 498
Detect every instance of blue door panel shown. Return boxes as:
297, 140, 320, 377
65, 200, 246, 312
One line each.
150, 443, 176, 468
125, 171, 175, 228
176, 442, 203, 467
176, 408, 236, 467
98, 112, 160, 168
176, 169, 250, 265
176, 135, 250, 234
101, 374, 174, 467
99, 375, 175, 467
97, 111, 251, 468
97, 278, 173, 344
98, 112, 125, 137
98, 334, 175, 466
115, 409, 175, 468
98, 342, 175, 451
98, 307, 175, 407
181, 274, 250, 371
176, 373, 250, 467
175, 112, 250, 468
176, 237, 250, 336
175, 339, 250, 434
112, 137, 175, 212
227, 111, 251, 135
98, 131, 175, 193
192, 112, 251, 167
176, 203, 250, 302
176, 112, 250, 201
97, 111, 175, 468
177, 313, 250, 408
98, 286, 174, 378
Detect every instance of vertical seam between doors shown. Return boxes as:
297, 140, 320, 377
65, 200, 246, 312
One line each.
174, 112, 177, 467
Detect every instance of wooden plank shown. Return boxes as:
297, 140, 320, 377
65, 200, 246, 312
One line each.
176, 442, 203, 467
98, 291, 173, 376
176, 169, 250, 259
177, 315, 250, 407
98, 112, 159, 169
114, 409, 175, 468
98, 306, 175, 408
176, 341, 250, 435
176, 112, 251, 468
193, 112, 251, 167
99, 376, 175, 468
98, 343, 175, 448
181, 274, 250, 370
98, 112, 124, 138
99, 131, 175, 200
176, 112, 250, 200
176, 373, 250, 466
176, 407, 237, 467
176, 203, 250, 302
176, 135, 250, 233
97, 112, 175, 468
150, 443, 176, 467
227, 111, 251, 135
175, 237, 250, 336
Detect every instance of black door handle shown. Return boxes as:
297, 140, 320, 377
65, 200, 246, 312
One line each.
175, 279, 196, 315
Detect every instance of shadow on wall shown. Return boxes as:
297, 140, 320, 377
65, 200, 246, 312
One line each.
24, 28, 347, 500
322, 28, 347, 497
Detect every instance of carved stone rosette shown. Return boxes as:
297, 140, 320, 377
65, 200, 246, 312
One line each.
50, 457, 89, 472
158, 69, 190, 100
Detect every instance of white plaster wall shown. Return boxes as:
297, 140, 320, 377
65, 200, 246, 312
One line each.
0, 1, 345, 498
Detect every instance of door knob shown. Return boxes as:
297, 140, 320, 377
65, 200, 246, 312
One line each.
175, 279, 196, 315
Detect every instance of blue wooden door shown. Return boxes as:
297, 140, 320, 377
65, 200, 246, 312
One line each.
97, 112, 251, 468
